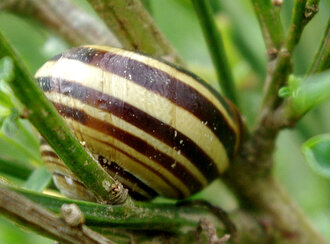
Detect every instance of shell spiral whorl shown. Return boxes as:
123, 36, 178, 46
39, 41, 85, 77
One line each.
36, 45, 243, 201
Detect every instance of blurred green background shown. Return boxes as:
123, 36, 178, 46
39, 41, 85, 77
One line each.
0, 0, 329, 243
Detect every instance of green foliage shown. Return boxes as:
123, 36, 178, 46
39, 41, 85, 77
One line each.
0, 218, 52, 244
0, 57, 42, 186
0, 0, 329, 242
0, 57, 14, 84
279, 71, 330, 118
0, 57, 14, 122
23, 167, 51, 192
302, 134, 330, 179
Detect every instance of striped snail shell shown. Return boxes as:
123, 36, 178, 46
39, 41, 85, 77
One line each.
36, 45, 243, 201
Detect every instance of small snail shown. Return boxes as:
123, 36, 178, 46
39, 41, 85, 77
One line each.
36, 45, 243, 201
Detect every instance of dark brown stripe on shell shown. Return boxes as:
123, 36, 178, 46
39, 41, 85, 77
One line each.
52, 47, 237, 157
53, 172, 86, 187
223, 98, 244, 151
52, 102, 197, 198
43, 159, 72, 175
57, 171, 150, 201
97, 155, 158, 200
37, 76, 219, 180
41, 135, 172, 199
42, 150, 155, 200
41, 150, 58, 158
151, 55, 235, 119
42, 156, 66, 168
80, 131, 178, 198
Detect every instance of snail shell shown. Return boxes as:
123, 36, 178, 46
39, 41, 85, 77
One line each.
36, 45, 243, 200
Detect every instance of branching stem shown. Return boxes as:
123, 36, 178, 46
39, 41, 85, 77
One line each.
0, 186, 115, 244
250, 0, 284, 57
9, 185, 266, 243
259, 0, 321, 121
286, 0, 308, 52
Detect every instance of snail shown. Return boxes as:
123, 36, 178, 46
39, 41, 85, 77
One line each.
35, 45, 243, 201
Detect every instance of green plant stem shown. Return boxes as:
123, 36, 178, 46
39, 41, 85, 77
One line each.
86, 0, 184, 65
0, 186, 114, 244
9, 185, 267, 243
249, 0, 284, 55
88, 228, 196, 244
232, 29, 266, 79
0, 31, 129, 204
261, 49, 292, 111
13, 186, 218, 233
286, 0, 308, 52
260, 0, 320, 118
307, 18, 330, 75
191, 0, 238, 104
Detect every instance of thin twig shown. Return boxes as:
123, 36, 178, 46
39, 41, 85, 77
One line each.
285, 0, 308, 52
219, 1, 329, 243
86, 0, 184, 65
246, 0, 322, 184
191, 0, 238, 104
249, 0, 284, 58
0, 0, 120, 47
14, 186, 222, 233
306, 18, 330, 75
259, 0, 321, 121
11, 185, 267, 243
0, 186, 115, 244
177, 199, 236, 239
0, 31, 129, 204
196, 218, 230, 244
260, 49, 292, 113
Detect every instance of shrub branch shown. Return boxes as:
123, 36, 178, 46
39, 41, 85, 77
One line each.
86, 0, 184, 65
0, 186, 115, 244
259, 0, 321, 126
9, 184, 267, 243
221, 0, 327, 243
0, 0, 120, 47
286, 0, 308, 52
249, 0, 284, 57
